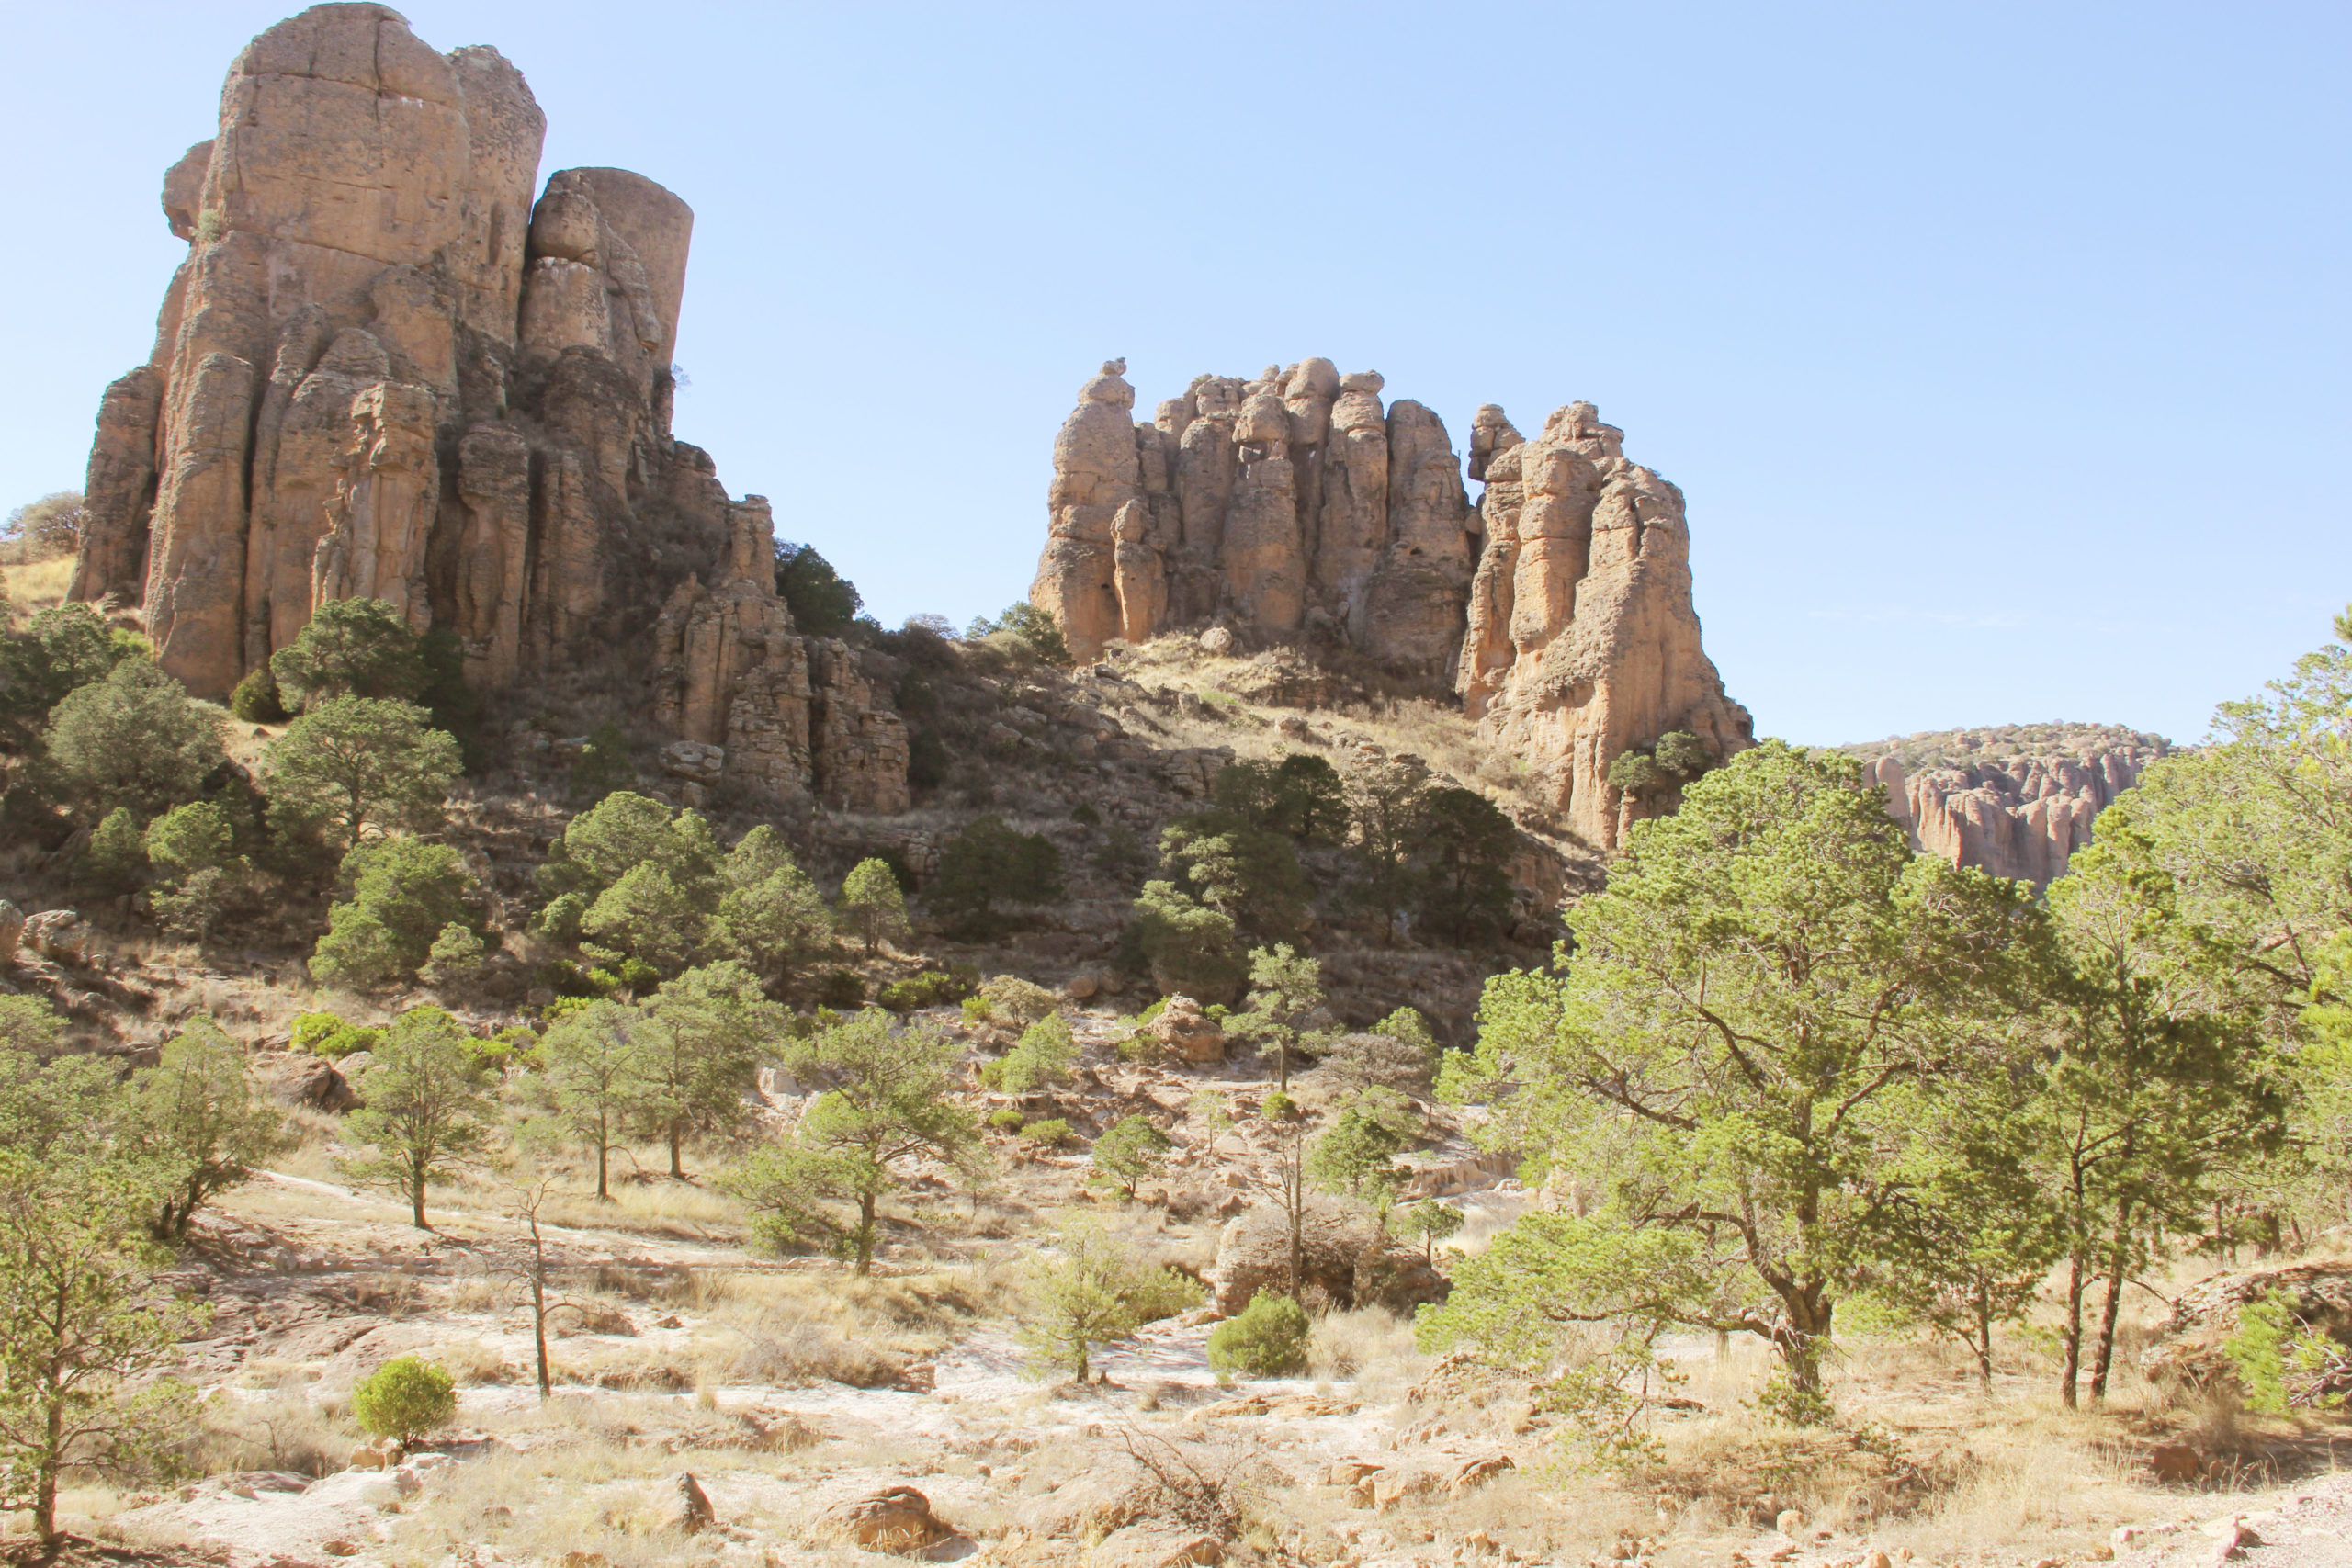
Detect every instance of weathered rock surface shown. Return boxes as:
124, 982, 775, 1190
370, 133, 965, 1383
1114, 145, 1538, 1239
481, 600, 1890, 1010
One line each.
69, 4, 907, 811
1854, 726, 2168, 886
808, 1485, 957, 1553
1033, 367, 1750, 849
1032, 360, 1478, 679
1208, 1200, 1447, 1317
1460, 401, 1753, 849
1139, 995, 1225, 1062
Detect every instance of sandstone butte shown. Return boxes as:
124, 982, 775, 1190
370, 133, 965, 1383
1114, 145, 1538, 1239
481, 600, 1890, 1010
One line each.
65, 2, 910, 814
1030, 359, 1756, 851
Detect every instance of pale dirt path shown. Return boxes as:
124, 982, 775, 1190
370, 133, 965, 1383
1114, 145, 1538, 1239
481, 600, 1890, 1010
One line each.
2125, 1471, 2352, 1568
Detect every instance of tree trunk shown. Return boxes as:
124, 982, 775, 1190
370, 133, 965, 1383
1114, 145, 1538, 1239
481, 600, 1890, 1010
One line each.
530, 1269, 551, 1401
1973, 1274, 1995, 1391
596, 1120, 610, 1201
856, 1192, 876, 1276
37, 1371, 62, 1543
2061, 1248, 2086, 1409
412, 1153, 429, 1229
669, 1122, 684, 1180
2088, 1201, 2134, 1404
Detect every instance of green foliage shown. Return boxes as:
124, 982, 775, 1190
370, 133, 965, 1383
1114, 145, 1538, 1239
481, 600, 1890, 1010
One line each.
1260, 1089, 1299, 1122
877, 967, 976, 1013
1226, 944, 1332, 1091
1015, 1214, 1202, 1381
1608, 730, 1715, 804
1206, 1292, 1310, 1379
338, 1008, 498, 1227
988, 1107, 1027, 1132
1441, 741, 2046, 1393
0, 603, 129, 750
227, 663, 288, 724
536, 999, 657, 1199
979, 1012, 1078, 1094
0, 1149, 202, 1542
582, 863, 705, 976
1399, 1201, 1464, 1264
839, 857, 910, 954
422, 923, 487, 989
1017, 1117, 1077, 1149
43, 658, 225, 820
1413, 785, 1517, 944
568, 721, 635, 804
1346, 760, 1428, 943
350, 1357, 456, 1444
1212, 754, 1349, 842
638, 961, 782, 1177
712, 826, 832, 982
267, 598, 426, 711
929, 814, 1063, 934
1306, 1108, 1407, 1205
118, 1017, 288, 1238
1159, 809, 1309, 946
1749, 1373, 1837, 1427
775, 542, 864, 634
1091, 1113, 1173, 1199
290, 1012, 383, 1059
265, 695, 461, 854
965, 602, 1070, 666
311, 837, 483, 991
143, 800, 232, 879
721, 1010, 980, 1273
1131, 879, 1246, 1003
810, 967, 866, 1008
78, 806, 147, 895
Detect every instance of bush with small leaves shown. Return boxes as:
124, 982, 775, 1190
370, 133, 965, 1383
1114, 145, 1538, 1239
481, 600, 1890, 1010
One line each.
838, 857, 910, 955
311, 837, 483, 990
1399, 1201, 1465, 1265
228, 664, 288, 724
1206, 1292, 1310, 1379
1091, 1113, 1172, 1199
290, 1012, 383, 1060
44, 659, 226, 820
987, 1107, 1027, 1133
978, 1012, 1078, 1094
77, 807, 147, 895
971, 975, 1059, 1029
422, 923, 487, 989
268, 598, 425, 711
350, 1356, 456, 1444
1018, 1118, 1077, 1150
810, 968, 865, 1009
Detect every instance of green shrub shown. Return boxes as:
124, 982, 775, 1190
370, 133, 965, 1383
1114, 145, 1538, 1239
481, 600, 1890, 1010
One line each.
972, 975, 1059, 1028
351, 1356, 456, 1444
1206, 1292, 1309, 1379
1261, 1089, 1299, 1122
290, 1012, 383, 1059
1018, 1117, 1077, 1149
988, 1107, 1027, 1132
878, 967, 977, 1013
228, 664, 288, 724
78, 806, 148, 894
978, 1012, 1078, 1094
810, 968, 865, 1009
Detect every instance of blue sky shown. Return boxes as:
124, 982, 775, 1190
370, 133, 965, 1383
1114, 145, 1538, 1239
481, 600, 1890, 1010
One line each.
5, 2, 2346, 747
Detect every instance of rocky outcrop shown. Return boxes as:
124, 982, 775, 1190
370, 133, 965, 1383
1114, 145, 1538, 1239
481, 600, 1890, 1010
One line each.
1861, 728, 2167, 886
69, 4, 908, 812
1032, 365, 1749, 850
1459, 402, 1754, 850
1032, 360, 1478, 677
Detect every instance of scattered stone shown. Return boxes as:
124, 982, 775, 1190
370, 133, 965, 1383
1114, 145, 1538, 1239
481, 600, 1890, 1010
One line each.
24, 909, 100, 966
1143, 995, 1226, 1062
271, 1055, 357, 1113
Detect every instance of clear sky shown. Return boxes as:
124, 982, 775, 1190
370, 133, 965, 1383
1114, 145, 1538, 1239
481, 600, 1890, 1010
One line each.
5, 2, 2345, 748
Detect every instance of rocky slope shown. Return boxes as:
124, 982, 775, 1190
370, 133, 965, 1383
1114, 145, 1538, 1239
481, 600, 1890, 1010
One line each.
66, 3, 907, 812
1838, 724, 2172, 886
1031, 364, 1751, 851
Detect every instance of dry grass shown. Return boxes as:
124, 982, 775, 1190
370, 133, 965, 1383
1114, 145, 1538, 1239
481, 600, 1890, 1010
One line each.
1309, 1304, 1426, 1396
3, 554, 74, 615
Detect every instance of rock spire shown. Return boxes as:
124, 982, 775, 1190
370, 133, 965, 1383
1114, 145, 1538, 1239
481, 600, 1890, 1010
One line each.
1033, 361, 1752, 850
67, 4, 907, 813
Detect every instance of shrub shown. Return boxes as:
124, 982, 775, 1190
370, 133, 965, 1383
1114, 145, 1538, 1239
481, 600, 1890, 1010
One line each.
1091, 1113, 1173, 1199
972, 975, 1059, 1029
978, 1012, 1079, 1093
988, 1107, 1027, 1132
350, 1356, 456, 1444
928, 816, 1063, 934
810, 968, 865, 1009
44, 659, 226, 820
228, 664, 288, 724
1261, 1089, 1298, 1122
78, 806, 147, 894
1133, 881, 1246, 1004
268, 598, 426, 710
877, 966, 976, 1013
311, 837, 483, 990
290, 1012, 383, 1060
421, 923, 487, 989
1018, 1118, 1077, 1149
1206, 1292, 1310, 1379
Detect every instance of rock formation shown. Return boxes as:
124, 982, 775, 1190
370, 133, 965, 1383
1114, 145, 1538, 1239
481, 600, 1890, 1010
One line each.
68, 3, 907, 813
1034, 362, 1752, 850
1458, 401, 1753, 849
1032, 359, 1478, 680
1853, 725, 2169, 886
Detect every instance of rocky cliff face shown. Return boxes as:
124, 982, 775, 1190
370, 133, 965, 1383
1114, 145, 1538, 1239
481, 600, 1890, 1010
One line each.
68, 3, 906, 813
1034, 363, 1751, 850
1849, 725, 2170, 886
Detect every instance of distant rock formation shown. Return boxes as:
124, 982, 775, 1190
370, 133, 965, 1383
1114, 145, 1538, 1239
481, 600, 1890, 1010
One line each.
1847, 725, 2171, 886
67, 3, 907, 813
1031, 363, 1750, 851
1031, 359, 1478, 680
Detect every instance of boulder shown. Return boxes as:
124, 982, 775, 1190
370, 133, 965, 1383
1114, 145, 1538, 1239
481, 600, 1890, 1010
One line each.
1144, 996, 1225, 1063
808, 1485, 957, 1554
269, 1055, 357, 1113
1027, 1466, 1157, 1539
24, 909, 99, 967
1208, 1199, 1449, 1317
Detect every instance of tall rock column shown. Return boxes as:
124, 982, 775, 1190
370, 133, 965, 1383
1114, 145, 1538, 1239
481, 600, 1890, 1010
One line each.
1031, 360, 1139, 661
1457, 402, 1751, 850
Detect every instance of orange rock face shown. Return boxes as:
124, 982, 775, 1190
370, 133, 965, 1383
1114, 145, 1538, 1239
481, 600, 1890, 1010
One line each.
68, 3, 909, 813
1869, 744, 2162, 887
